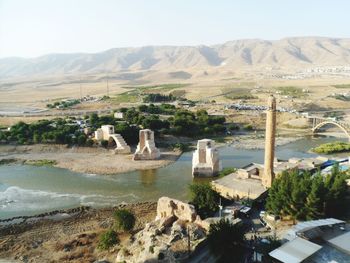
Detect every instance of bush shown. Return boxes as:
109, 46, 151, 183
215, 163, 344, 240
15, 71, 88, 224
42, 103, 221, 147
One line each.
243, 124, 253, 131
227, 124, 240, 131
114, 209, 136, 232
85, 138, 94, 147
207, 219, 245, 262
97, 229, 119, 250
101, 140, 108, 148
189, 183, 219, 219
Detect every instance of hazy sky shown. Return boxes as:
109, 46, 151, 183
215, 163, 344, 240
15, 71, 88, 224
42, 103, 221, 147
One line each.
0, 0, 349, 58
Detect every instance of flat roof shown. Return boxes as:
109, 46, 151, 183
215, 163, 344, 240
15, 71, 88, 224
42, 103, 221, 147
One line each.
269, 237, 322, 263
327, 231, 350, 255
212, 172, 266, 199
285, 218, 345, 240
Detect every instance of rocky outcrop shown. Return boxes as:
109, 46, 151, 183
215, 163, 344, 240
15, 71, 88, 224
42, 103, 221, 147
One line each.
115, 218, 206, 263
115, 197, 207, 262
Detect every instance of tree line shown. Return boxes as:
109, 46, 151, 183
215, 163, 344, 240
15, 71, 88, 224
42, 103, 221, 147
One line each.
266, 164, 350, 220
0, 104, 227, 146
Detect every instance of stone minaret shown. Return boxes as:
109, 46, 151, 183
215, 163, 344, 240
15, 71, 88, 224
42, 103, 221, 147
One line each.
262, 95, 276, 188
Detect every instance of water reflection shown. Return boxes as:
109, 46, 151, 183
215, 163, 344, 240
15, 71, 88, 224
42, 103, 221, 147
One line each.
139, 169, 157, 185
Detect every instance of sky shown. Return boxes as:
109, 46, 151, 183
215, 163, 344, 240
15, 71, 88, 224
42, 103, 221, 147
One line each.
0, 0, 349, 58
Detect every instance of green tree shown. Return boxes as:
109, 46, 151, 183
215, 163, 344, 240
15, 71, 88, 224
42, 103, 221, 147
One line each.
306, 173, 326, 220
77, 134, 87, 146
189, 183, 219, 218
207, 219, 245, 263
86, 138, 94, 147
114, 209, 136, 232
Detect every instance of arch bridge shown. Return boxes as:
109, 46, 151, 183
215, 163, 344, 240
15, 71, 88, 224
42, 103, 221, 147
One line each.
309, 116, 350, 141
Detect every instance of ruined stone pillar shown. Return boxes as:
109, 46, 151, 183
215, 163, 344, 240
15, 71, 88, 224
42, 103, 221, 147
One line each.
263, 95, 276, 188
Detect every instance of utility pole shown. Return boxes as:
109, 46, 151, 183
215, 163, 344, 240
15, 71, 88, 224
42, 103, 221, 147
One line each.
187, 225, 191, 257
106, 74, 109, 97
79, 76, 83, 100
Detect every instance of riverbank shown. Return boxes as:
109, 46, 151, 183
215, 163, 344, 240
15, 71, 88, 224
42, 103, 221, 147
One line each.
0, 202, 157, 262
0, 144, 182, 175
228, 134, 304, 150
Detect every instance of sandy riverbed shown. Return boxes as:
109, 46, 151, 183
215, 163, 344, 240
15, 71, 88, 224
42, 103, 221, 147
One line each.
228, 134, 304, 150
0, 144, 182, 175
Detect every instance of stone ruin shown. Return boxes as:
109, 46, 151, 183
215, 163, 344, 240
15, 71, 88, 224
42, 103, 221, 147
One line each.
116, 197, 207, 262
192, 139, 221, 177
133, 129, 160, 160
156, 196, 211, 230
156, 196, 197, 222
115, 197, 213, 262
94, 125, 131, 154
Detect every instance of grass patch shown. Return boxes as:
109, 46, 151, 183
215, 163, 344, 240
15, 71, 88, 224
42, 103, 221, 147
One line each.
218, 167, 237, 178
25, 159, 57, 166
109, 91, 139, 103
122, 83, 189, 93
222, 87, 257, 100
170, 89, 186, 98
276, 86, 306, 98
333, 84, 350, 89
111, 83, 190, 103
311, 141, 350, 154
0, 158, 18, 165
332, 94, 350, 101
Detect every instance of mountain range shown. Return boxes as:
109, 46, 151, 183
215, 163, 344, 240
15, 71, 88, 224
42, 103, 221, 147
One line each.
1, 37, 350, 79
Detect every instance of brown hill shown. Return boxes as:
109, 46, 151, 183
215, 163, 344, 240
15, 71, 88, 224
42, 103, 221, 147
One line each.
1, 37, 350, 79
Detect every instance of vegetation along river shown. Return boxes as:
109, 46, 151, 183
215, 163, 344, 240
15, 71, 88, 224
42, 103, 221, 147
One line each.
0, 136, 348, 220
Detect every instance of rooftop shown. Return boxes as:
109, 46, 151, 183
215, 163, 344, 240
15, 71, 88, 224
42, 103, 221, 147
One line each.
212, 172, 266, 199
269, 237, 322, 263
285, 218, 345, 240
327, 231, 350, 255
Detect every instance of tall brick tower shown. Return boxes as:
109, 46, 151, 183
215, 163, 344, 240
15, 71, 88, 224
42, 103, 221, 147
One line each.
262, 95, 276, 188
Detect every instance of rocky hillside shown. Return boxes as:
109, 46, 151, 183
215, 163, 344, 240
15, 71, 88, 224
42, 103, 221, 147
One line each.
1, 37, 350, 78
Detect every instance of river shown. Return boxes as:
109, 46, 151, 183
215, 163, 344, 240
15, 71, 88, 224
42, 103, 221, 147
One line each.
0, 136, 347, 220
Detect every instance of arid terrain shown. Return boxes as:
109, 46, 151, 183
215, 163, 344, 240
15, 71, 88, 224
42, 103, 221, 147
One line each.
1, 37, 350, 121
0, 202, 157, 263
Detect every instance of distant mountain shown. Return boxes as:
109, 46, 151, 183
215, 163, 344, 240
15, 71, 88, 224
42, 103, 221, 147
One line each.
1, 37, 350, 79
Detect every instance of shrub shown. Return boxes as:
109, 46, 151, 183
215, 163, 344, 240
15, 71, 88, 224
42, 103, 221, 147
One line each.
207, 218, 245, 262
97, 229, 119, 250
85, 138, 94, 147
189, 183, 219, 219
243, 124, 253, 131
100, 140, 108, 148
113, 209, 136, 232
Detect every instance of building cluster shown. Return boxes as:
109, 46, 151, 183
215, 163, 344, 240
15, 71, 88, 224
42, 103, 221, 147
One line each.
224, 102, 295, 114
196, 95, 350, 203
269, 218, 350, 262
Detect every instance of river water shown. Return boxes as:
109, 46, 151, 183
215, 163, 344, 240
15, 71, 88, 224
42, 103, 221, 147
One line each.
0, 136, 347, 220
